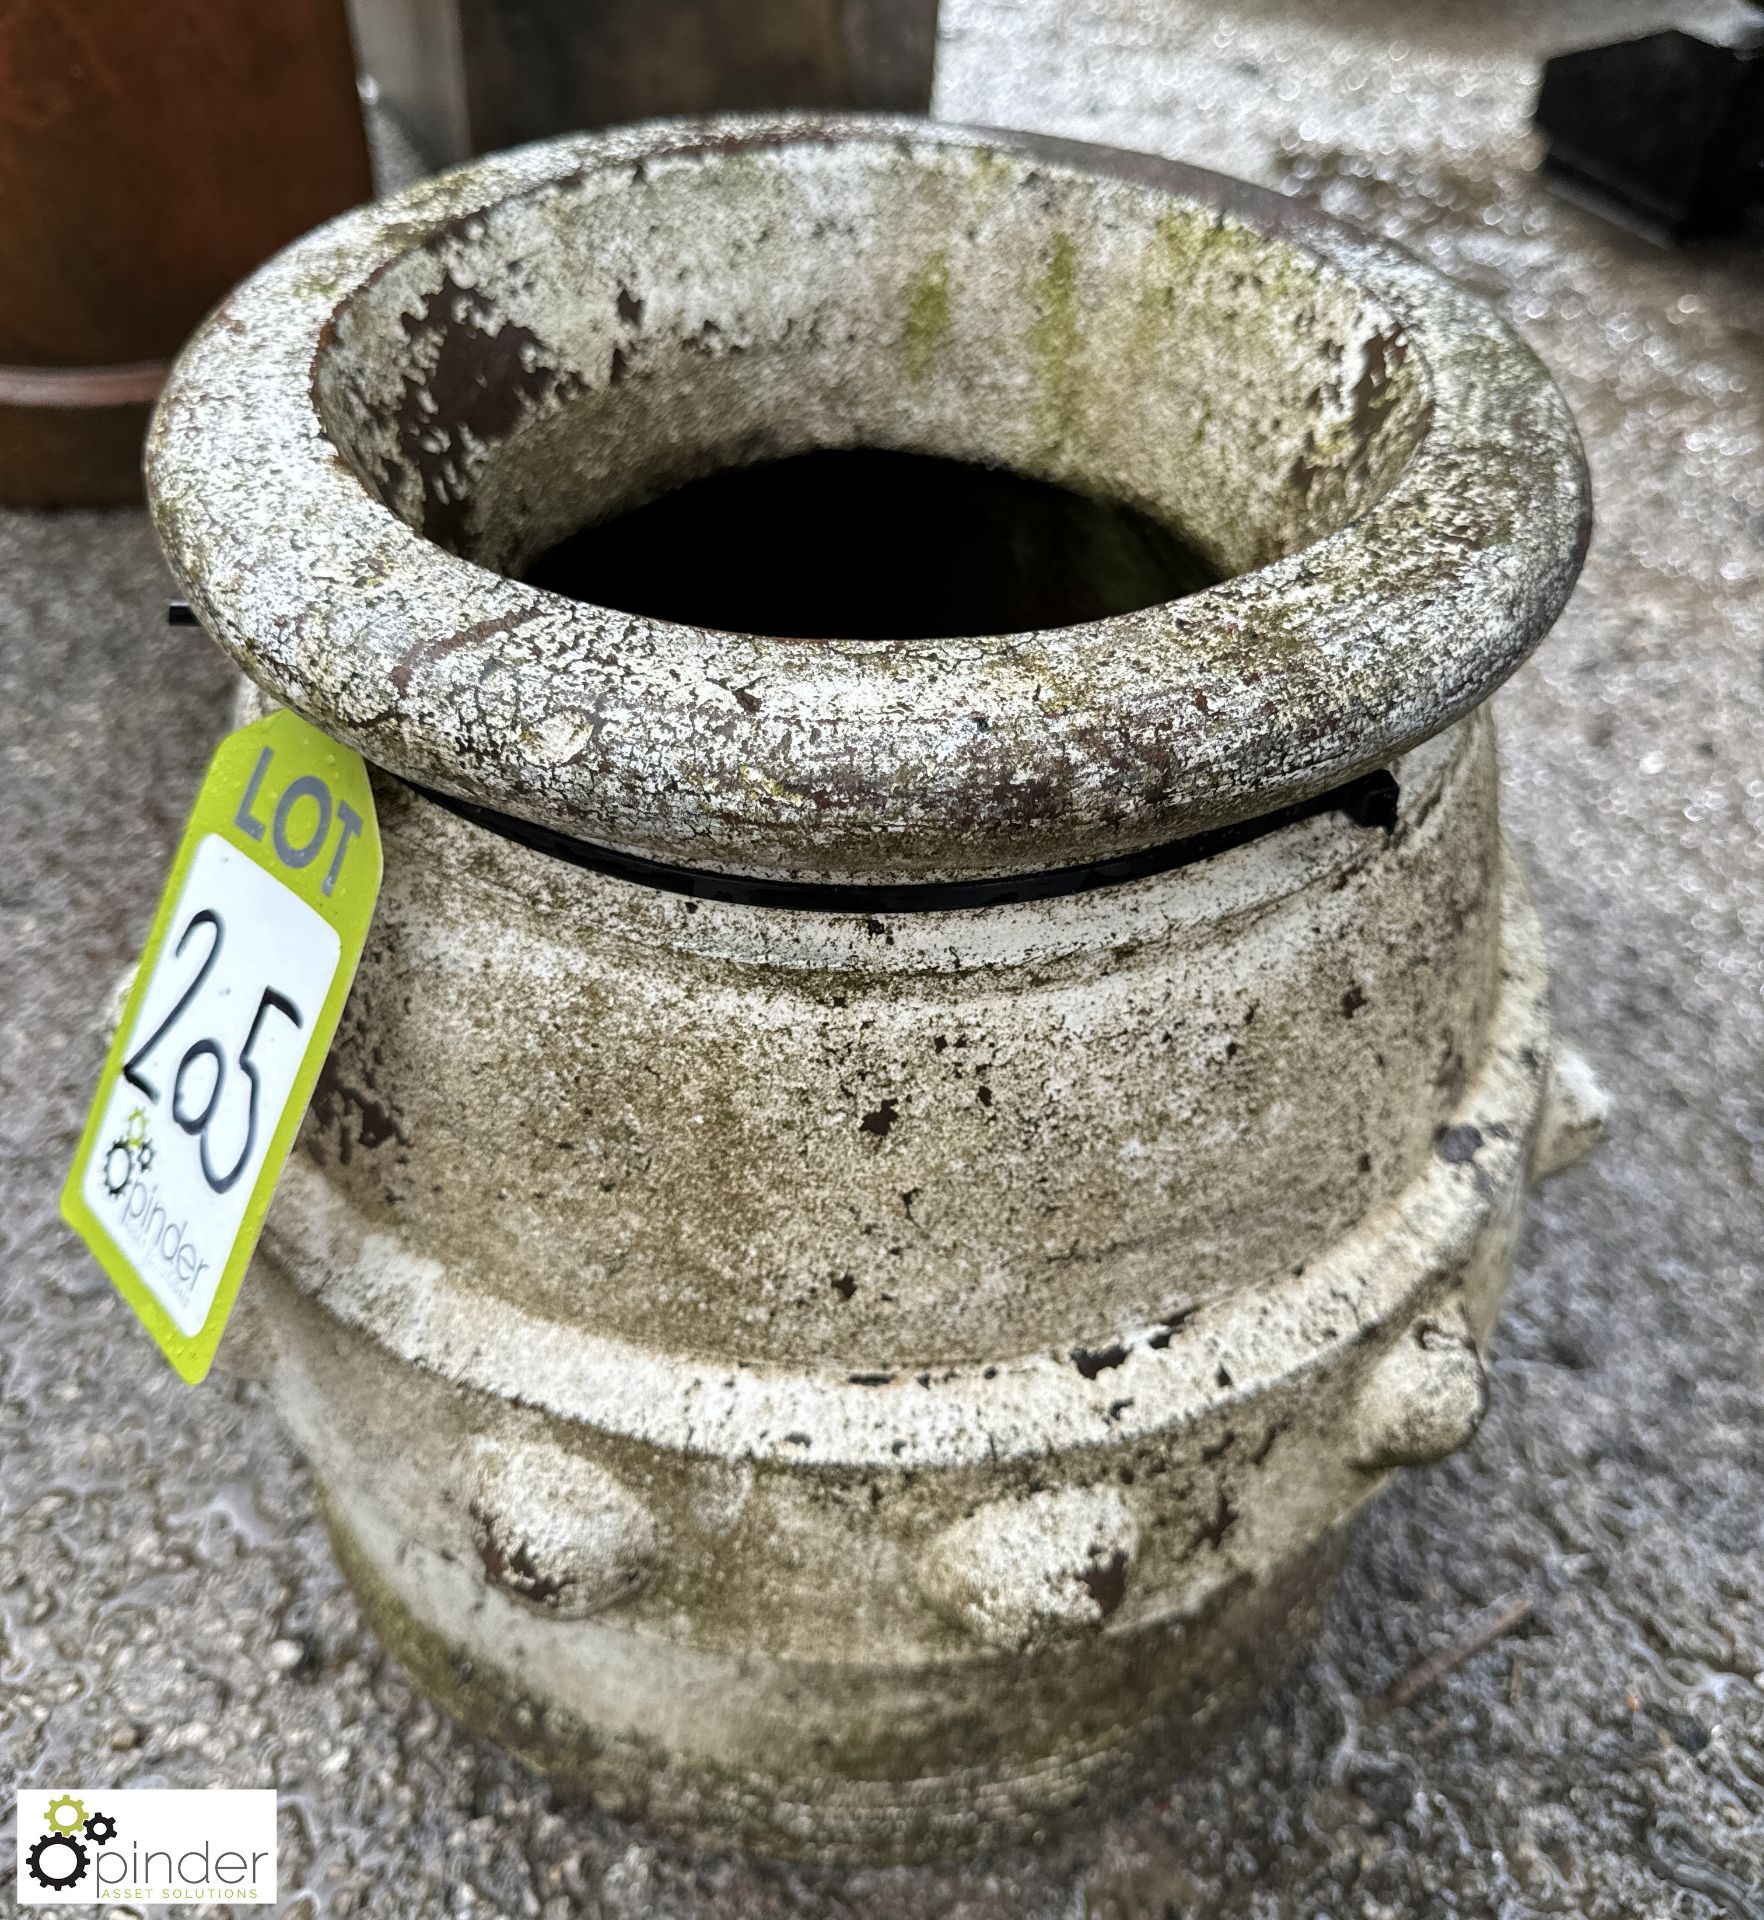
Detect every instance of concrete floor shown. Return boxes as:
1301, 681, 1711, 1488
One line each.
4, 2, 1762, 1914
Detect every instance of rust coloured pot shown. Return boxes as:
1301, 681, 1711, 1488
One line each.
0, 0, 370, 505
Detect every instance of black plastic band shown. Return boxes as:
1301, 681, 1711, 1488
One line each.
407, 769, 1400, 916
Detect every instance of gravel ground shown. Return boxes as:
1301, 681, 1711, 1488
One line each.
3, 3, 1762, 1914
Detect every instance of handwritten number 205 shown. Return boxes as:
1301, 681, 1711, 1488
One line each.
121, 908, 304, 1195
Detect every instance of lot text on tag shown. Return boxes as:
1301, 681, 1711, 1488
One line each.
61, 709, 380, 1382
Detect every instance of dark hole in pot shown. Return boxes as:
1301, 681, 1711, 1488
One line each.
523, 447, 1221, 638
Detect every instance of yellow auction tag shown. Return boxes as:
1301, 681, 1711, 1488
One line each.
61, 710, 381, 1382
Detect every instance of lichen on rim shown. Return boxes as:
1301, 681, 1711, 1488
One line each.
147, 114, 1590, 886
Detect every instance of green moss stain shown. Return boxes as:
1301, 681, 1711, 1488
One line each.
1130, 208, 1340, 372
1150, 207, 1216, 285
902, 253, 951, 380
1132, 210, 1222, 338
1028, 232, 1083, 461
968, 146, 1011, 202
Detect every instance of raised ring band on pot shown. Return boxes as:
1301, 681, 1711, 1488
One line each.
148, 115, 1589, 886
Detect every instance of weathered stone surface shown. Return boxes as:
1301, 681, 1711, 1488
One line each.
149, 118, 1587, 884
916, 1487, 1145, 1651
141, 112, 1593, 1858
1350, 1305, 1489, 1473
231, 704, 1567, 1860
4, 0, 1760, 1911
1534, 1043, 1612, 1180
467, 1440, 661, 1618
